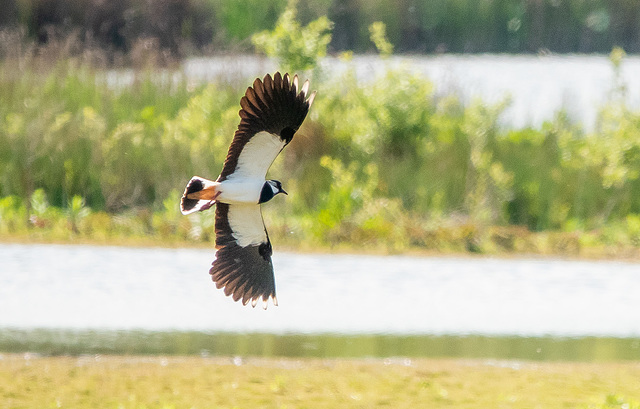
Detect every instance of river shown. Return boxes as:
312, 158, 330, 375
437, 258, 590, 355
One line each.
1, 243, 638, 337
179, 54, 640, 131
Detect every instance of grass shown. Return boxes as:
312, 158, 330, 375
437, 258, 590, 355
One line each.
1, 354, 639, 408
4, 211, 640, 261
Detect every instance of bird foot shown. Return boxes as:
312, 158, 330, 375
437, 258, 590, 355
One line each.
200, 192, 220, 211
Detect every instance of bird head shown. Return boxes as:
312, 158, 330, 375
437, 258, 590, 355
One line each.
269, 180, 287, 196
259, 180, 287, 204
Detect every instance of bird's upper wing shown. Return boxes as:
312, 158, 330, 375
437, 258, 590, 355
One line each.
217, 72, 316, 182
209, 202, 277, 308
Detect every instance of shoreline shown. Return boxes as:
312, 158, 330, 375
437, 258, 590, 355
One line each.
2, 329, 639, 362
2, 234, 640, 263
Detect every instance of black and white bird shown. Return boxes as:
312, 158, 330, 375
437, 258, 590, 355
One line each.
180, 72, 315, 308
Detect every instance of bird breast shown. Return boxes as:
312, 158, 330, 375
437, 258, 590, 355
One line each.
216, 178, 265, 204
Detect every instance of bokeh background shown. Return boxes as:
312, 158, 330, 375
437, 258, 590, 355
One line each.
2, 0, 640, 254
1, 1, 640, 407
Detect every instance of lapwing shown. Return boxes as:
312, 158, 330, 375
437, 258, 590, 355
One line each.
180, 72, 316, 308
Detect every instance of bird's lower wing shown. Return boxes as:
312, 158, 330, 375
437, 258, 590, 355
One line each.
210, 203, 277, 308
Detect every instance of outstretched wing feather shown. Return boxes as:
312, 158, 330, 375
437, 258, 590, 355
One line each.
217, 73, 313, 182
209, 203, 276, 306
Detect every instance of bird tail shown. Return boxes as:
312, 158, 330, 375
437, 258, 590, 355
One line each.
180, 176, 220, 215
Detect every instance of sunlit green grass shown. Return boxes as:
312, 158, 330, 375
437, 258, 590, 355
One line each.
3, 204, 640, 260
1, 354, 639, 409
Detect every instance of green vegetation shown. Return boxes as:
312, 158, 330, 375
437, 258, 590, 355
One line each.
252, 0, 333, 74
1, 354, 639, 408
4, 0, 640, 54
2, 8, 640, 258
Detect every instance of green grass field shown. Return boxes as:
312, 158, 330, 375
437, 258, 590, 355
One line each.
1, 354, 639, 409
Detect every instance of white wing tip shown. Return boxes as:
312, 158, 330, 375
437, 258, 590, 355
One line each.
292, 74, 299, 93
248, 295, 278, 309
301, 79, 310, 97
306, 90, 317, 107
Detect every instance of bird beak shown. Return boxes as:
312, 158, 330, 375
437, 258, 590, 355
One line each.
280, 188, 288, 195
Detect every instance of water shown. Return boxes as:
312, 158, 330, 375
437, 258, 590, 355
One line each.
2, 329, 639, 361
1, 243, 639, 337
182, 54, 640, 131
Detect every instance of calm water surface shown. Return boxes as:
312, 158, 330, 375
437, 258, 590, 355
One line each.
181, 54, 640, 131
1, 243, 639, 337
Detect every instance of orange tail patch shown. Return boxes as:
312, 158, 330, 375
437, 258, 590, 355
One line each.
180, 176, 220, 215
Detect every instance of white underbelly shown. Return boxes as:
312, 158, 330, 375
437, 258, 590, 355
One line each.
217, 178, 263, 204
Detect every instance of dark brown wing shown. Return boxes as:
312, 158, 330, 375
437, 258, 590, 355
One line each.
209, 203, 277, 308
216, 72, 316, 182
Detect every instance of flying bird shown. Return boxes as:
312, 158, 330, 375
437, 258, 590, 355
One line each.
180, 72, 316, 308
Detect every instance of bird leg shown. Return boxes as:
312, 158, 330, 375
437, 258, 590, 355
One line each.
199, 191, 221, 211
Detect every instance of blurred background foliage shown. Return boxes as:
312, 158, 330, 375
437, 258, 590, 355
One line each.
2, 2, 640, 256
2, 0, 640, 56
